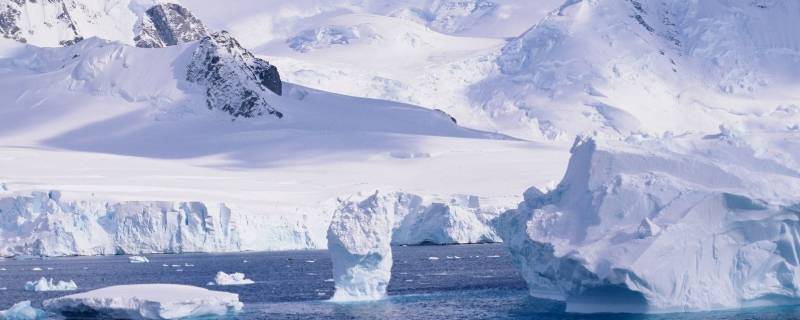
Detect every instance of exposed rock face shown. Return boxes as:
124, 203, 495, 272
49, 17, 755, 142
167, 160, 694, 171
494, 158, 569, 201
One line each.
0, 0, 82, 45
134, 3, 208, 48
186, 31, 283, 118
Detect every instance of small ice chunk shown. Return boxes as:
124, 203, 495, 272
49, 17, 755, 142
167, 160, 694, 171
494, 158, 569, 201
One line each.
214, 272, 254, 286
0, 301, 46, 320
428, 257, 440, 260
25, 278, 78, 292
184, 263, 194, 267
128, 256, 149, 263
305, 260, 316, 263
486, 255, 500, 258
43, 284, 243, 319
31, 267, 42, 271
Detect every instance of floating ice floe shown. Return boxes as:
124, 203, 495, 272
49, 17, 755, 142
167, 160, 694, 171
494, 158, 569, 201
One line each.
496, 134, 800, 313
30, 267, 41, 271
128, 256, 149, 263
214, 272, 254, 285
42, 284, 243, 320
427, 257, 440, 261
0, 301, 46, 320
24, 277, 78, 292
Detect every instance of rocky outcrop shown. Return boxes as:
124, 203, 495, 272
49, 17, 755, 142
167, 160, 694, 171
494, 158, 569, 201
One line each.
187, 31, 283, 118
0, 0, 82, 45
134, 3, 208, 48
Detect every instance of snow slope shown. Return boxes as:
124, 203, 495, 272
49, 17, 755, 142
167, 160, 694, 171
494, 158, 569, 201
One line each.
496, 132, 800, 313
0, 31, 569, 256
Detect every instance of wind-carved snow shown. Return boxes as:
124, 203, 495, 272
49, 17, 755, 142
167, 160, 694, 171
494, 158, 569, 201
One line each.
213, 271, 254, 286
495, 132, 800, 313
24, 277, 78, 292
327, 192, 394, 302
327, 190, 504, 301
288, 24, 381, 53
42, 284, 243, 319
134, 3, 208, 48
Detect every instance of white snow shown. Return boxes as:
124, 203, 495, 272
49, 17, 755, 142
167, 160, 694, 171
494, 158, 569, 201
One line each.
42, 284, 243, 320
496, 133, 800, 313
24, 277, 78, 292
0, 301, 45, 320
213, 271, 254, 286
128, 256, 150, 263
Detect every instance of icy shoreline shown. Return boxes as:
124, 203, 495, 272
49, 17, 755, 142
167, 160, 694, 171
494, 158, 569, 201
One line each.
0, 190, 505, 258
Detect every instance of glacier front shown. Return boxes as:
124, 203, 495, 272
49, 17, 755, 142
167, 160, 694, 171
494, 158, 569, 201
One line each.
496, 132, 800, 313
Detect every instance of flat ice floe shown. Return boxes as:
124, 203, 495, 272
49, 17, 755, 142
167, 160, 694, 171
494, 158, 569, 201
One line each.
128, 256, 150, 263
24, 277, 78, 292
42, 284, 243, 319
213, 271, 254, 286
496, 133, 800, 313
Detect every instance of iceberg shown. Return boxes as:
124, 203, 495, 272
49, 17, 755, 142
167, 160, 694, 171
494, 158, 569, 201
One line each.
42, 284, 243, 320
128, 256, 150, 263
327, 192, 395, 301
0, 301, 46, 320
24, 278, 78, 292
496, 134, 800, 313
214, 271, 254, 286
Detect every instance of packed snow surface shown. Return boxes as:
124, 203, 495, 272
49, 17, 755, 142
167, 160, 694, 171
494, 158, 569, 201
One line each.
214, 271, 254, 286
24, 277, 78, 292
0, 301, 46, 320
496, 132, 800, 313
42, 284, 243, 319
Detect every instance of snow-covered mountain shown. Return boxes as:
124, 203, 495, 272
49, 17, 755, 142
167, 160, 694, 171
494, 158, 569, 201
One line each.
1, 1, 799, 313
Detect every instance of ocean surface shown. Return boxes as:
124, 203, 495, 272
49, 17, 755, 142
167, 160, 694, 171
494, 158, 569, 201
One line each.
1, 243, 800, 319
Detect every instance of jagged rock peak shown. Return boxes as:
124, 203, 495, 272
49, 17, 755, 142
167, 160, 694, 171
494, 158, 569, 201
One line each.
134, 3, 208, 48
0, 0, 83, 46
186, 31, 283, 119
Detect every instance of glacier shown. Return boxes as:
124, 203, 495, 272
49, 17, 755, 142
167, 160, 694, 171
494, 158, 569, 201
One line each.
0, 188, 504, 257
42, 284, 243, 319
496, 132, 800, 313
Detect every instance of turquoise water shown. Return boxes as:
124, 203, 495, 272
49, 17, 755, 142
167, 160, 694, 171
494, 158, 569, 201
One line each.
1, 244, 799, 319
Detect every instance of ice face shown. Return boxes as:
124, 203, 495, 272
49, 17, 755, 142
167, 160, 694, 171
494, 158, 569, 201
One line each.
327, 192, 395, 301
0, 301, 46, 320
24, 278, 78, 292
496, 134, 800, 313
42, 284, 243, 320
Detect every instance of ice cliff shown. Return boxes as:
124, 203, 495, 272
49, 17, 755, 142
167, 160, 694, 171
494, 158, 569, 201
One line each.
327, 190, 503, 300
0, 189, 502, 257
327, 192, 395, 301
496, 133, 800, 313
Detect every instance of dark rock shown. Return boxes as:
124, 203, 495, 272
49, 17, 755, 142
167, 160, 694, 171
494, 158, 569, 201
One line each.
187, 31, 283, 119
134, 3, 208, 48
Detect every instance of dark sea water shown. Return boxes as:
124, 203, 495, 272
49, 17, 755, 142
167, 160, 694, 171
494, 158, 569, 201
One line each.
1, 244, 800, 319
